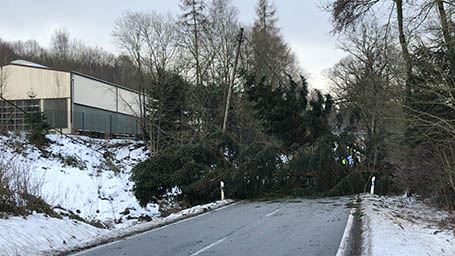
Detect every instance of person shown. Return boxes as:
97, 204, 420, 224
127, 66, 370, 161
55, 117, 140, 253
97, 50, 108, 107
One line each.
347, 155, 354, 167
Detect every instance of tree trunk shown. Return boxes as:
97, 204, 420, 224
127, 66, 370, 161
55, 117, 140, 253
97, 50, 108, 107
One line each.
223, 28, 244, 133
436, 0, 455, 78
192, 1, 201, 88
136, 51, 148, 145
395, 0, 412, 99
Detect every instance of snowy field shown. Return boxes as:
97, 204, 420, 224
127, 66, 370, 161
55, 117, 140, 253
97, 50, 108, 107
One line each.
0, 133, 232, 255
361, 194, 455, 256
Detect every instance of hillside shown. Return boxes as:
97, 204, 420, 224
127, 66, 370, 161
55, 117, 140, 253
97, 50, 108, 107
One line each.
0, 133, 159, 229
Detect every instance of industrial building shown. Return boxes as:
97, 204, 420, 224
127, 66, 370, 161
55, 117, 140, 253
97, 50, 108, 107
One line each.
0, 60, 141, 136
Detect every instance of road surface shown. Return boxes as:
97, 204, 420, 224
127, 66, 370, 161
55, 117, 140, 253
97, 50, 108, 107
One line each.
74, 197, 352, 256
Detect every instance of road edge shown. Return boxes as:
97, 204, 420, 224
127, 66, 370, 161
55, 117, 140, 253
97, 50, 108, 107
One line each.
335, 194, 366, 256
49, 199, 236, 256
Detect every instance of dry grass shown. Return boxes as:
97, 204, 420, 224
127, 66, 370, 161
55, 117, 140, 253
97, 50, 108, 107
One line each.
0, 145, 53, 217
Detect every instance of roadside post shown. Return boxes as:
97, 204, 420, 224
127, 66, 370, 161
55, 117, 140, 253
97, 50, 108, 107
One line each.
220, 181, 225, 200
370, 176, 375, 194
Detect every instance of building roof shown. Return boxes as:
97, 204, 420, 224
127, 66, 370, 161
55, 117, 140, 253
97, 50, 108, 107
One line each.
10, 60, 49, 69
7, 60, 139, 94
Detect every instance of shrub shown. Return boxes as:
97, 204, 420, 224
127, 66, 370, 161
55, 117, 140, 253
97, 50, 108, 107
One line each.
54, 153, 87, 170
131, 153, 178, 206
0, 152, 56, 217
132, 142, 223, 206
25, 112, 51, 149
131, 131, 237, 206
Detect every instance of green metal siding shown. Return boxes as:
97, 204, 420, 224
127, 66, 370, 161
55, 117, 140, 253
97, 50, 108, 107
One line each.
118, 113, 140, 135
73, 104, 140, 135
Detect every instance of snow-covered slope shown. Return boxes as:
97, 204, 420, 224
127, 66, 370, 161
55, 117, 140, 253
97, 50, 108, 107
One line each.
0, 133, 159, 228
0, 133, 210, 255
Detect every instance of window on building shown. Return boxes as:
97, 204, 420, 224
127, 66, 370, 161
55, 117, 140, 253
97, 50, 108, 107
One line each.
43, 99, 68, 129
0, 99, 40, 131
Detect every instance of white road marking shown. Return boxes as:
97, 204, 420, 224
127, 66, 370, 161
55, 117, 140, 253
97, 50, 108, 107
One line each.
335, 208, 356, 256
190, 237, 227, 256
189, 203, 281, 255
265, 209, 280, 217
71, 202, 240, 255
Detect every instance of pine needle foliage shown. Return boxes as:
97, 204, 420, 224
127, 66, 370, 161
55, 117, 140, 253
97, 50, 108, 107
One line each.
25, 112, 51, 149
131, 131, 238, 206
245, 74, 333, 149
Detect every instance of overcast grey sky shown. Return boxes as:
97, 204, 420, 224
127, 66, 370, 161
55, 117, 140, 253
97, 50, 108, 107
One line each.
0, 0, 345, 91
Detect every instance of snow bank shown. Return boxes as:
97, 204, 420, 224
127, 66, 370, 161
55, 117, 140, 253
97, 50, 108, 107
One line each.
54, 199, 233, 256
361, 194, 455, 256
0, 200, 233, 256
0, 214, 109, 256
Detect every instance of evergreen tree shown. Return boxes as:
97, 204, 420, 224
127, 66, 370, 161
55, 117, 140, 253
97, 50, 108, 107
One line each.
250, 0, 298, 85
245, 74, 333, 149
148, 71, 191, 154
25, 112, 51, 149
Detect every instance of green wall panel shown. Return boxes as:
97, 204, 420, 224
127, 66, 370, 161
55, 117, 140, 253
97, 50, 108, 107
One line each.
73, 104, 140, 135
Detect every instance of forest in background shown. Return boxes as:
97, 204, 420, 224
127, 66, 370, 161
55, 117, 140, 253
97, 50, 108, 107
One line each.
2, 0, 455, 210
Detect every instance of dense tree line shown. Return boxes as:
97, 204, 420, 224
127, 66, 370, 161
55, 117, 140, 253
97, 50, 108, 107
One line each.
7, 0, 446, 207
324, 0, 455, 209
132, 0, 455, 208
131, 0, 373, 206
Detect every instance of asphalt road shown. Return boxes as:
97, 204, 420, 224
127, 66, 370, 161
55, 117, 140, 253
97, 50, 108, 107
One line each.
75, 197, 352, 256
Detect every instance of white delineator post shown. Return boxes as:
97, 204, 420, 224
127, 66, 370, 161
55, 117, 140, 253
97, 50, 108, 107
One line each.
370, 176, 376, 194
220, 181, 225, 200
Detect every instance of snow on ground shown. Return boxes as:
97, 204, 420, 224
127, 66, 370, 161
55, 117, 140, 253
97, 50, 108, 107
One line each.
361, 194, 455, 256
0, 132, 233, 255
0, 200, 233, 256
51, 199, 233, 256
0, 133, 158, 229
0, 214, 109, 256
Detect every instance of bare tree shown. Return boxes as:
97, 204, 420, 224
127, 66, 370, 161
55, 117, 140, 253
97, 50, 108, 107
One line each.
179, 0, 208, 88
0, 39, 17, 66
325, 0, 415, 99
326, 0, 455, 206
328, 22, 403, 182
113, 10, 194, 153
140, 11, 183, 154
435, 0, 455, 77
51, 27, 72, 66
113, 11, 148, 139
141, 11, 181, 82
206, 0, 240, 87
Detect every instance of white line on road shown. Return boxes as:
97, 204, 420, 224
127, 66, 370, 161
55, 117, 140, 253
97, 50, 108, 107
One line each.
336, 208, 356, 256
72, 202, 240, 256
190, 237, 227, 256
265, 209, 280, 217
190, 203, 281, 255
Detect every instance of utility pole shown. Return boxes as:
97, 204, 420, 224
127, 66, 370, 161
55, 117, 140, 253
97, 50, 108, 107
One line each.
223, 28, 244, 133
